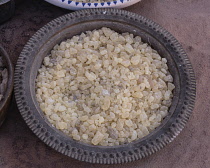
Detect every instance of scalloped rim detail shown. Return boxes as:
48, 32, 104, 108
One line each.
14, 9, 196, 164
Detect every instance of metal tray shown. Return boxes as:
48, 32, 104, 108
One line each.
0, 45, 14, 126
14, 9, 196, 164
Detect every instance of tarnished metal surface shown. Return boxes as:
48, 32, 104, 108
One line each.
0, 45, 14, 127
14, 8, 195, 164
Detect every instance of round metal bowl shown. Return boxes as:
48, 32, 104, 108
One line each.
45, 0, 142, 10
14, 9, 196, 164
0, 45, 14, 126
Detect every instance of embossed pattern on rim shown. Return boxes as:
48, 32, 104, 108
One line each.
14, 9, 196, 164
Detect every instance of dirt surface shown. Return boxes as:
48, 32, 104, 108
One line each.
0, 0, 209, 167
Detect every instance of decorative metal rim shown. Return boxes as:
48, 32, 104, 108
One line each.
14, 9, 196, 164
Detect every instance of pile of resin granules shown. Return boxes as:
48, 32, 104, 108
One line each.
36, 27, 175, 146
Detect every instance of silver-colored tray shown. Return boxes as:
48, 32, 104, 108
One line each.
14, 9, 196, 164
